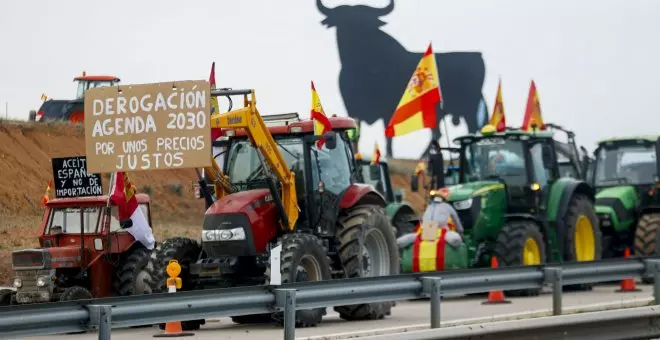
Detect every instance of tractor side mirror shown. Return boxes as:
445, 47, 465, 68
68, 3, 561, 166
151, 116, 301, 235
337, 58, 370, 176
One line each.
369, 164, 380, 180
323, 131, 337, 150
410, 174, 419, 192
393, 188, 403, 202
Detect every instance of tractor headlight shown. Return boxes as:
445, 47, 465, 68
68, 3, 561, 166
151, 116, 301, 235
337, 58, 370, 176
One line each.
36, 276, 48, 287
453, 198, 473, 210
13, 278, 22, 288
202, 228, 246, 242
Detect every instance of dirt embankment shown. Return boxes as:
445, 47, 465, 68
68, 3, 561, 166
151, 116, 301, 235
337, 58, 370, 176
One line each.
0, 120, 423, 284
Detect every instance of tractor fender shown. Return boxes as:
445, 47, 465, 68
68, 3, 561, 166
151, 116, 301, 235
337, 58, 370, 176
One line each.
339, 183, 387, 209
550, 179, 594, 257
386, 202, 419, 225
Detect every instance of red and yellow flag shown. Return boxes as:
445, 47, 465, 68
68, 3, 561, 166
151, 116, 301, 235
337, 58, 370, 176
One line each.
415, 160, 426, 176
521, 80, 545, 131
385, 43, 442, 138
489, 79, 506, 132
371, 142, 381, 165
41, 180, 52, 206
311, 81, 332, 148
209, 62, 222, 141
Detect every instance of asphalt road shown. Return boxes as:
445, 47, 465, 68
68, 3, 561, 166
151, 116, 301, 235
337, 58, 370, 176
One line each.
18, 283, 655, 340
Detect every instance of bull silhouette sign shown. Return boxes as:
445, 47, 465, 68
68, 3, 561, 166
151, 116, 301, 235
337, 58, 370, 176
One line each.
317, 0, 486, 157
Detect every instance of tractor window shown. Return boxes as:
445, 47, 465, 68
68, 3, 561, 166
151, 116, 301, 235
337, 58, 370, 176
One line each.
225, 138, 304, 185
360, 163, 388, 196
310, 136, 352, 195
463, 138, 527, 186
595, 144, 656, 186
529, 142, 555, 188
47, 206, 102, 234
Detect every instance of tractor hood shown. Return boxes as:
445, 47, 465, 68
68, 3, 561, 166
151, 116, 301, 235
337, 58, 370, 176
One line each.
12, 246, 82, 270
445, 181, 503, 202
595, 185, 639, 209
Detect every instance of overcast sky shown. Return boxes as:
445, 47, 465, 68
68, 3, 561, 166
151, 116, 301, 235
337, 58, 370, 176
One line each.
1, 0, 658, 159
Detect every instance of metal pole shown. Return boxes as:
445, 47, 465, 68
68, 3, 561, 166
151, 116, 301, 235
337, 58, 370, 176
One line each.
276, 289, 297, 340
88, 305, 112, 340
422, 277, 442, 328
646, 259, 660, 305
545, 267, 563, 316
5, 102, 7, 119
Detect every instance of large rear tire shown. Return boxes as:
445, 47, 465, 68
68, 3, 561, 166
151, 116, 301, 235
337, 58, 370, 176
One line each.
494, 220, 546, 296
113, 246, 153, 296
634, 213, 660, 283
333, 204, 399, 321
266, 233, 332, 328
563, 194, 602, 291
145, 237, 205, 331
391, 211, 418, 238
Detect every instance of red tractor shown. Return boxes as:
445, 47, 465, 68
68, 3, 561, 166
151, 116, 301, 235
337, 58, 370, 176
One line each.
1, 194, 153, 305
145, 90, 400, 330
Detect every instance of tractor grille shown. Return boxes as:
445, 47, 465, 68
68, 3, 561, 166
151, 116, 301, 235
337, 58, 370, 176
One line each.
12, 250, 50, 270
202, 213, 256, 257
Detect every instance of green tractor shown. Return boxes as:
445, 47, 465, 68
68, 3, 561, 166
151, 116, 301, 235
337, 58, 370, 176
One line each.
409, 123, 601, 295
355, 155, 420, 237
589, 136, 660, 278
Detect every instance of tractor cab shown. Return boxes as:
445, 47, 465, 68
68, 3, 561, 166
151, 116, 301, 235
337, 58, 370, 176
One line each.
590, 136, 660, 260
74, 72, 120, 99
9, 194, 153, 305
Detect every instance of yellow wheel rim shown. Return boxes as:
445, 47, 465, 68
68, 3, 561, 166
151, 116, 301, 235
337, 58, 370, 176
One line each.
574, 215, 595, 261
523, 237, 541, 265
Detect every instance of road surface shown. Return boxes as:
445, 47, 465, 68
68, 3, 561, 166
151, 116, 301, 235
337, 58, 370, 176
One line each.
19, 283, 654, 340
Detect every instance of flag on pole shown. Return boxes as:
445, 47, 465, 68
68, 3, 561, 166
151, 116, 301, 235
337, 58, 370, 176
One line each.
489, 79, 506, 132
110, 172, 155, 250
40, 93, 48, 102
371, 142, 381, 165
311, 81, 332, 149
521, 80, 546, 131
41, 180, 52, 206
209, 62, 222, 141
385, 43, 442, 138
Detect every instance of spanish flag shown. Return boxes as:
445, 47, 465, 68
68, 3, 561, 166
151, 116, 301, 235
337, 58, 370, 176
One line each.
385, 43, 442, 138
209, 62, 222, 141
489, 79, 506, 132
41, 180, 52, 206
40, 93, 48, 101
110, 172, 155, 250
311, 81, 332, 148
412, 226, 448, 272
371, 141, 381, 165
521, 80, 546, 131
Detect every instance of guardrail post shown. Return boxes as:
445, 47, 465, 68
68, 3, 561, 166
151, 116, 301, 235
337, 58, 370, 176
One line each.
421, 277, 442, 328
275, 288, 297, 340
87, 304, 112, 340
544, 267, 563, 316
644, 259, 660, 304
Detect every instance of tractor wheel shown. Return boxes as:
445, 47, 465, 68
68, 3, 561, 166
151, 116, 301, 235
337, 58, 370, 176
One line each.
113, 246, 153, 296
634, 213, 660, 283
60, 286, 93, 301
145, 237, 205, 332
334, 204, 400, 321
0, 289, 14, 306
494, 220, 546, 296
265, 233, 332, 328
563, 194, 602, 291
392, 212, 418, 238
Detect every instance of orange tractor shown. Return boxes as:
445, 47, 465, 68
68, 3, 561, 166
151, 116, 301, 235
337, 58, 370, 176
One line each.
1, 193, 153, 305
31, 71, 120, 123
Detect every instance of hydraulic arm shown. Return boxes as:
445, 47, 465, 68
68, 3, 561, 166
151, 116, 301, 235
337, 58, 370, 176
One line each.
207, 89, 299, 231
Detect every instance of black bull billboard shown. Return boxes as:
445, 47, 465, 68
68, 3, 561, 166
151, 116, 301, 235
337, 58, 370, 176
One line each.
316, 0, 487, 157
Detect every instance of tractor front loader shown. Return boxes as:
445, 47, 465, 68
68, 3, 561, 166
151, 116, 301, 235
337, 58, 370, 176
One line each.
145, 89, 399, 330
588, 136, 660, 282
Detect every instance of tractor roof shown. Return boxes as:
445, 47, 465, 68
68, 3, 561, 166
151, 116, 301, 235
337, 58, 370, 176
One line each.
73, 75, 120, 82
226, 113, 356, 137
596, 135, 660, 146
453, 127, 554, 145
46, 193, 150, 207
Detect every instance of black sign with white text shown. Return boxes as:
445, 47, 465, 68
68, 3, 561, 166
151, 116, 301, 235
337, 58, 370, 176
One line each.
51, 156, 103, 198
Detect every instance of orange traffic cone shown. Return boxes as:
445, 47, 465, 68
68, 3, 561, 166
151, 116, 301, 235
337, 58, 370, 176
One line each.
482, 256, 512, 305
616, 248, 642, 293
153, 320, 194, 338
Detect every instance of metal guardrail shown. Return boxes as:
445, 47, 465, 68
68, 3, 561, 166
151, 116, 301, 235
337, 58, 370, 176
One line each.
356, 305, 660, 340
1, 257, 660, 340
